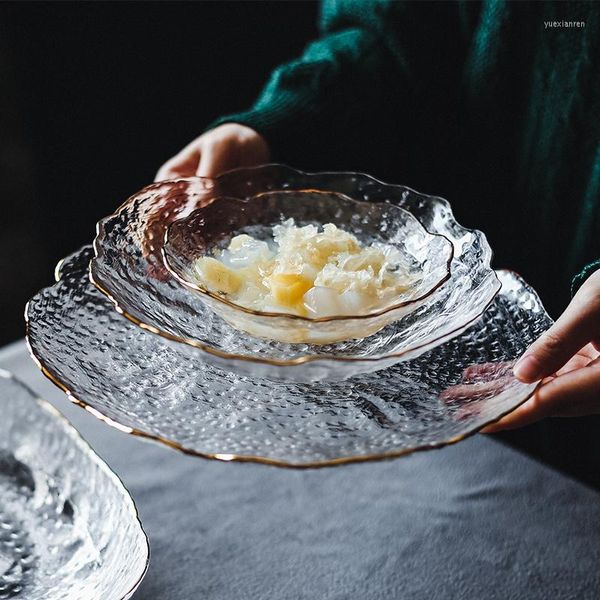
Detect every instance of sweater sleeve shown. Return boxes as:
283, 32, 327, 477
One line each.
207, 0, 471, 170
571, 259, 600, 296
207, 26, 405, 168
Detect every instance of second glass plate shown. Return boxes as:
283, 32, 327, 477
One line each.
26, 246, 549, 468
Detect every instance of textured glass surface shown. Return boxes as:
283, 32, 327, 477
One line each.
163, 190, 454, 344
91, 165, 501, 381
0, 370, 148, 599
26, 247, 552, 467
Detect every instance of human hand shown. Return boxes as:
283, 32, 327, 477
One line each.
484, 269, 600, 432
155, 123, 270, 181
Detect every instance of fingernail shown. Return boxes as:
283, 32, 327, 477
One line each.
513, 354, 541, 383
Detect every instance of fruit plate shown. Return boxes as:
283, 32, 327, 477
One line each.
0, 370, 148, 599
25, 246, 551, 468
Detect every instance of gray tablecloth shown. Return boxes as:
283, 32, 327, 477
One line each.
2, 340, 599, 600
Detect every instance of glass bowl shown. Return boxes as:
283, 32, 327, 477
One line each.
0, 370, 148, 599
90, 165, 501, 382
162, 190, 454, 344
25, 246, 551, 467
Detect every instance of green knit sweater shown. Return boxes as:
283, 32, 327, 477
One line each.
211, 0, 600, 316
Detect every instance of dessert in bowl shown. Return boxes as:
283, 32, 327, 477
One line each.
89, 165, 501, 381
162, 190, 454, 344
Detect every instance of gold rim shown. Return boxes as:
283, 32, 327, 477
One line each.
21, 335, 540, 468
0, 369, 150, 599
161, 189, 455, 322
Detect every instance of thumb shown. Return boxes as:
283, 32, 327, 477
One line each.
514, 277, 600, 383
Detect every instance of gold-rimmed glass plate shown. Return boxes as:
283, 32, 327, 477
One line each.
90, 165, 501, 382
0, 370, 148, 599
26, 246, 551, 468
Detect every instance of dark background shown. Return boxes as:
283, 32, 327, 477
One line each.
1, 1, 598, 488
0, 1, 318, 345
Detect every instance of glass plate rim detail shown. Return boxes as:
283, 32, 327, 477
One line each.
0, 368, 150, 598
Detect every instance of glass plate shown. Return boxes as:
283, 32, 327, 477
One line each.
0, 370, 148, 599
26, 246, 551, 468
90, 165, 500, 382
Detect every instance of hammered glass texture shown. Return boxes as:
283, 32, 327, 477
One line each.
0, 371, 148, 599
90, 165, 501, 381
163, 190, 454, 344
26, 247, 552, 467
